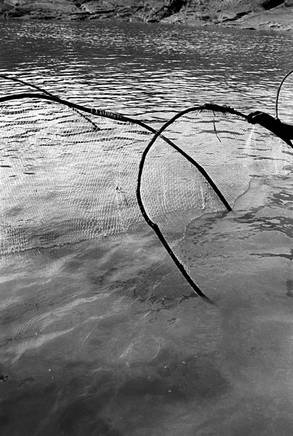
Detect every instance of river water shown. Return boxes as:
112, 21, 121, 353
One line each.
0, 20, 293, 436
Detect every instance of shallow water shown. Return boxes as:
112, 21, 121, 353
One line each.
0, 20, 293, 436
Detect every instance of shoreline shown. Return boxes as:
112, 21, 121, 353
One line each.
0, 1, 293, 33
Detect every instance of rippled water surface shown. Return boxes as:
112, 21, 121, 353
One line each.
0, 20, 293, 436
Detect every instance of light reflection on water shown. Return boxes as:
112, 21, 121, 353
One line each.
0, 20, 293, 436
1, 20, 292, 118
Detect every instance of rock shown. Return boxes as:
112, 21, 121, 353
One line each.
158, 0, 185, 21
2, 0, 79, 18
116, 6, 133, 18
217, 10, 251, 23
261, 0, 284, 9
81, 0, 114, 14
161, 11, 187, 23
68, 11, 90, 20
0, 0, 292, 33
134, 0, 186, 23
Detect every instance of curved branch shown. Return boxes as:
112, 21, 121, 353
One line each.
3, 92, 289, 303
136, 104, 249, 303
0, 94, 245, 303
276, 69, 293, 120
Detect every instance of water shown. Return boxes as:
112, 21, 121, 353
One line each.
0, 20, 293, 436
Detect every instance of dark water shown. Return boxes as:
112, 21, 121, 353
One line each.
0, 20, 293, 436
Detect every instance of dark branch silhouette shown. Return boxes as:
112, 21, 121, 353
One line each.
0, 72, 292, 304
